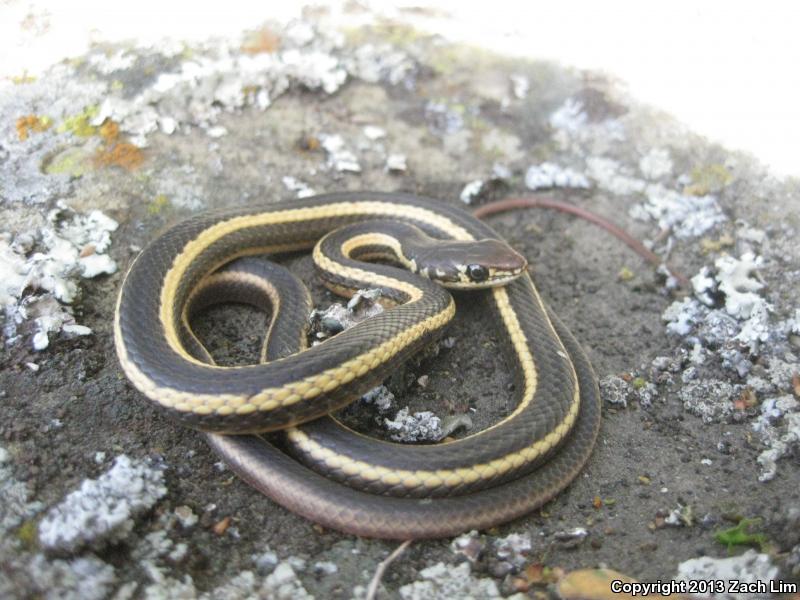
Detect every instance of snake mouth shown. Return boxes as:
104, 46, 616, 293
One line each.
442, 267, 527, 289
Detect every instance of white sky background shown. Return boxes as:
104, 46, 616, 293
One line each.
2, 0, 798, 177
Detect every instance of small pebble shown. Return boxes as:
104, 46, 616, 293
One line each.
489, 560, 513, 578
287, 556, 307, 572
313, 561, 338, 575
386, 154, 407, 172
212, 516, 231, 535
175, 505, 198, 528
254, 550, 279, 574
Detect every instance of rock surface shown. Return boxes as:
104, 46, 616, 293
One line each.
1, 9, 798, 599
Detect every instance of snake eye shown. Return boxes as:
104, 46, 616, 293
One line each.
466, 264, 489, 282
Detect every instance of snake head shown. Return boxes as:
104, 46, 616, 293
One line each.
415, 238, 528, 289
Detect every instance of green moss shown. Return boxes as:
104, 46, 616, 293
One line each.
685, 164, 733, 196
43, 146, 92, 177
57, 106, 100, 138
618, 266, 635, 281
631, 377, 647, 390
427, 42, 504, 76
713, 518, 768, 551
12, 73, 37, 84
343, 21, 428, 49
148, 194, 171, 214
16, 519, 38, 550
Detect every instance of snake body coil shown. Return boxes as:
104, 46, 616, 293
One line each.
114, 192, 601, 538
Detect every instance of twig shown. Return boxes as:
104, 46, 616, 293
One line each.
365, 540, 413, 600
473, 195, 690, 288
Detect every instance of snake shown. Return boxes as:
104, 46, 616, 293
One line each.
114, 191, 601, 538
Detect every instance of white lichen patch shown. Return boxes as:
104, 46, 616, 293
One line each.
362, 385, 395, 412
451, 530, 484, 563
133, 529, 189, 565
692, 266, 717, 307
312, 561, 338, 575
2, 202, 117, 350
549, 98, 626, 153
664, 253, 774, 368
281, 176, 316, 198
400, 563, 487, 600
310, 288, 384, 340
90, 31, 349, 145
384, 407, 443, 442
174, 505, 198, 529
38, 455, 167, 553
459, 179, 483, 204
599, 375, 632, 408
585, 157, 646, 196
480, 129, 524, 162
493, 532, 532, 568
752, 394, 800, 482
155, 166, 209, 211
524, 162, 590, 190
0, 236, 31, 308
363, 125, 386, 140
385, 153, 407, 172
630, 183, 725, 239
638, 148, 673, 180
715, 253, 766, 320
0, 446, 44, 534
320, 134, 361, 173
398, 562, 519, 600
4, 20, 415, 166
509, 74, 529, 100
675, 550, 777, 599
679, 379, 739, 424
584, 155, 725, 239
145, 561, 314, 600
343, 43, 417, 86
86, 48, 137, 74
27, 554, 117, 600
549, 98, 588, 136
664, 504, 693, 527
424, 102, 465, 136
661, 239, 799, 478
281, 48, 348, 95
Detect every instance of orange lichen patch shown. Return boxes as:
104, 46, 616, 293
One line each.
98, 119, 120, 142
512, 563, 563, 592
94, 141, 144, 170
734, 387, 758, 411
90, 118, 144, 171
556, 569, 652, 600
16, 115, 52, 141
297, 134, 321, 152
241, 27, 280, 54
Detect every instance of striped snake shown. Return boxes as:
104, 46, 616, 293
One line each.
114, 192, 600, 538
